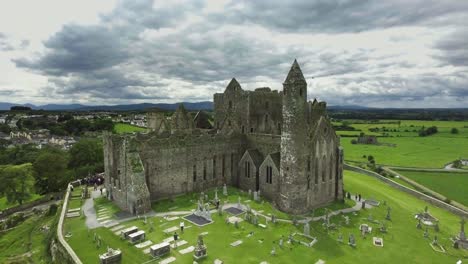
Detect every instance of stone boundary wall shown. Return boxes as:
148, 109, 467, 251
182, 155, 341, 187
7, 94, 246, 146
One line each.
0, 194, 58, 219
56, 185, 83, 264
344, 164, 468, 218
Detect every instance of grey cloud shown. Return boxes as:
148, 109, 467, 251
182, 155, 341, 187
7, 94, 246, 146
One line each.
0, 32, 15, 51
8, 0, 468, 107
434, 27, 468, 67
14, 24, 129, 75
218, 0, 468, 33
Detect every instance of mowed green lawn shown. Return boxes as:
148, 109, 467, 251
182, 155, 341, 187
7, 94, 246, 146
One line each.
114, 123, 147, 134
66, 170, 466, 264
338, 119, 468, 168
393, 170, 468, 206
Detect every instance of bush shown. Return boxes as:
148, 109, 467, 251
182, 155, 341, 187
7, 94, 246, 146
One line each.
5, 212, 26, 229
451, 128, 459, 134
48, 203, 58, 216
419, 126, 438, 137
351, 139, 357, 144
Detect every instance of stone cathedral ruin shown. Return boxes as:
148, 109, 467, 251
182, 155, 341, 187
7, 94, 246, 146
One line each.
103, 60, 344, 215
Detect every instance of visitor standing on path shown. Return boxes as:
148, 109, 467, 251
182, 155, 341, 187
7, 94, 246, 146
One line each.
180, 221, 185, 233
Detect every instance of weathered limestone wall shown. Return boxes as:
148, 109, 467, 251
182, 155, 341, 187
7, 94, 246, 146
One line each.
245, 133, 281, 155
138, 133, 245, 201
247, 89, 282, 134
258, 156, 280, 202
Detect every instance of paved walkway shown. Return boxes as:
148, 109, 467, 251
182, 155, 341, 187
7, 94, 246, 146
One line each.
83, 190, 102, 229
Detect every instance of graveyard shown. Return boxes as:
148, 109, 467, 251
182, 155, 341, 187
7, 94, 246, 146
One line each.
62, 170, 467, 264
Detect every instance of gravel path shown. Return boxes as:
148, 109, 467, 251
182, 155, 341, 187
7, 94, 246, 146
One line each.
83, 190, 102, 229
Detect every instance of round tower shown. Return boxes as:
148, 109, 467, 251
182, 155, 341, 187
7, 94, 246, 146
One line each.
278, 59, 309, 214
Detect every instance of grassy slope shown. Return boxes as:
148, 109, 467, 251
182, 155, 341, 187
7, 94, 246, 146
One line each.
114, 123, 147, 134
394, 170, 468, 206
0, 214, 55, 263
67, 171, 466, 263
0, 193, 43, 211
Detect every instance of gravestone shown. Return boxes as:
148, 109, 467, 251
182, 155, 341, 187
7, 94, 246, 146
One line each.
424, 227, 429, 238
253, 214, 258, 225
337, 233, 343, 243
432, 235, 438, 245
223, 184, 228, 196
253, 191, 258, 202
271, 214, 276, 224
150, 242, 170, 258
279, 236, 284, 248
99, 247, 122, 264
304, 222, 310, 236
344, 216, 350, 225
348, 234, 356, 247
193, 235, 207, 260
237, 197, 241, 209
270, 246, 276, 256
417, 219, 422, 229
128, 230, 146, 244
248, 189, 252, 196
385, 207, 391, 221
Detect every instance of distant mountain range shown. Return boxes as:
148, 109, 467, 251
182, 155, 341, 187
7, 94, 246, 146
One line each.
2, 101, 466, 111
0, 101, 214, 111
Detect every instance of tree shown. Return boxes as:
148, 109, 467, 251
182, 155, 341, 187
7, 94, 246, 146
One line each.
68, 139, 104, 178
0, 163, 35, 205
33, 147, 70, 193
453, 159, 462, 168
451, 128, 459, 134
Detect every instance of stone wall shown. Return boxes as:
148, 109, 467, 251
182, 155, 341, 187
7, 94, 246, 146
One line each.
54, 185, 82, 264
344, 164, 468, 218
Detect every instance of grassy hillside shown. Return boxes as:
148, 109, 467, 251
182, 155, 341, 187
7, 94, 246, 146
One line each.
66, 171, 466, 263
393, 170, 468, 206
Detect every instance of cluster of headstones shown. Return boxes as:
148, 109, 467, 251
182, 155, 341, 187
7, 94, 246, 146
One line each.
244, 206, 259, 226
194, 198, 212, 222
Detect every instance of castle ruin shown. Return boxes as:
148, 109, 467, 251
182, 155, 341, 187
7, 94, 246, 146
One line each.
103, 60, 344, 215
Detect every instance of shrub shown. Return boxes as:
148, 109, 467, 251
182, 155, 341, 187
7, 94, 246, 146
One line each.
451, 128, 459, 134
351, 139, 357, 144
48, 203, 58, 216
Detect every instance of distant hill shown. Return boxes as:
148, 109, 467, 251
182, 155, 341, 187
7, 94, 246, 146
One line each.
0, 101, 213, 111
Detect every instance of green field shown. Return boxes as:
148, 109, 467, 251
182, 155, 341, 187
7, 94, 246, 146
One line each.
337, 120, 468, 168
64, 170, 466, 264
393, 170, 468, 206
0, 214, 55, 263
0, 193, 43, 211
114, 123, 147, 134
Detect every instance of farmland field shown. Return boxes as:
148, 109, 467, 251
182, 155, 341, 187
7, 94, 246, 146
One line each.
393, 170, 468, 206
336, 120, 468, 168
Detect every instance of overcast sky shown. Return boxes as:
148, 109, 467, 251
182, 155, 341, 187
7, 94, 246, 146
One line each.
0, 0, 467, 107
